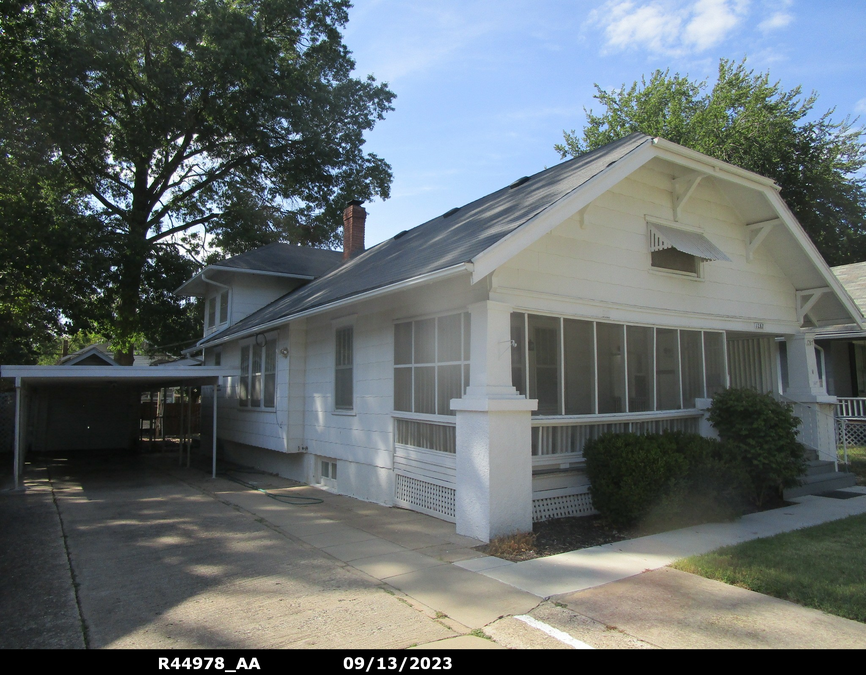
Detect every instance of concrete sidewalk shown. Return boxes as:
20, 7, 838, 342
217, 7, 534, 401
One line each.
3, 451, 866, 649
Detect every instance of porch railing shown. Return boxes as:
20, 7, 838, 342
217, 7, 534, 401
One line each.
836, 397, 866, 419
531, 410, 704, 467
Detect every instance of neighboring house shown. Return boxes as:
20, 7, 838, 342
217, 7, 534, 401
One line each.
178, 134, 862, 542
816, 262, 866, 399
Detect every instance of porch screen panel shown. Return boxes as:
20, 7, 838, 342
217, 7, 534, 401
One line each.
437, 314, 462, 362
251, 344, 262, 407
394, 369, 412, 412
511, 312, 526, 396
596, 322, 625, 414
627, 325, 654, 412
414, 318, 435, 364
656, 328, 681, 410
413, 366, 436, 414
680, 330, 704, 407
394, 322, 413, 412
437, 365, 462, 415
704, 332, 726, 398
436, 314, 463, 415
528, 315, 560, 415
564, 318, 595, 414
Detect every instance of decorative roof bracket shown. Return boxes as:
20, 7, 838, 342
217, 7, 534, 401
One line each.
672, 171, 706, 221
797, 287, 832, 325
746, 218, 782, 261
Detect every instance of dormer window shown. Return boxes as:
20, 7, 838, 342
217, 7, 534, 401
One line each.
648, 221, 730, 277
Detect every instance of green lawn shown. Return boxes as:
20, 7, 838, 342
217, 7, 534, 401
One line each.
841, 445, 866, 486
672, 513, 866, 623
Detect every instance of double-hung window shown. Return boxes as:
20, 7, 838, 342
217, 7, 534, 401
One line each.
394, 313, 470, 416
239, 337, 277, 409
206, 290, 230, 331
334, 326, 354, 411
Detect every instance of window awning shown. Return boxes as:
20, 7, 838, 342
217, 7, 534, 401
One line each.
649, 223, 731, 262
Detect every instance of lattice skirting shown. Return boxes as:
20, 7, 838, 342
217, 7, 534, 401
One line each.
838, 419, 866, 449
532, 491, 596, 522
395, 474, 456, 522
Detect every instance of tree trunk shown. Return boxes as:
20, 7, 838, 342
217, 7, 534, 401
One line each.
114, 227, 149, 366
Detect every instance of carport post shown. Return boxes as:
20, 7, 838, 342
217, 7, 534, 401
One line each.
178, 385, 184, 466
13, 378, 22, 490
186, 385, 192, 468
212, 381, 217, 479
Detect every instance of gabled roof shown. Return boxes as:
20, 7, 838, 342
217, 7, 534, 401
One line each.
60, 344, 119, 366
200, 134, 654, 345
196, 133, 863, 347
176, 243, 343, 297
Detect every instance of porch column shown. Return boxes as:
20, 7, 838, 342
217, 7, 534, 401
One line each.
785, 332, 825, 400
784, 332, 838, 463
451, 300, 536, 542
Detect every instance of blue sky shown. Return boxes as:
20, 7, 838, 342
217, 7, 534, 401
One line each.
340, 0, 866, 247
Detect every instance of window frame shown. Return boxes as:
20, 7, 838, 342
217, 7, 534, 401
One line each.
513, 311, 727, 417
238, 333, 277, 410
334, 324, 354, 412
647, 219, 709, 279
393, 312, 471, 417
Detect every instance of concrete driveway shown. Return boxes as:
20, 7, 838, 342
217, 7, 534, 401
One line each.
0, 451, 539, 649
2, 449, 865, 650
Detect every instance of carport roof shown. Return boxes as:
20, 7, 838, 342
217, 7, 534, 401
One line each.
0, 365, 231, 387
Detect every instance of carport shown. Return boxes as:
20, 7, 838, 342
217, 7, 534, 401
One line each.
0, 365, 231, 489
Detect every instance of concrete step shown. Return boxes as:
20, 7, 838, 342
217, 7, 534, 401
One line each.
784, 470, 857, 499
805, 459, 839, 476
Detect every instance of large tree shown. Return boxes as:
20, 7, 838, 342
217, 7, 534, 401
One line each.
556, 59, 866, 267
1, 0, 394, 363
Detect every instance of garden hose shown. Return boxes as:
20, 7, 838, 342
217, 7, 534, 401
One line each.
219, 467, 324, 506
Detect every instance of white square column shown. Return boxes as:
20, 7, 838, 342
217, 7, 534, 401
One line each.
451, 301, 536, 542
784, 332, 826, 401
784, 332, 837, 462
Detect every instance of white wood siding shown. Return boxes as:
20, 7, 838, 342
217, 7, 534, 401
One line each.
493, 163, 798, 334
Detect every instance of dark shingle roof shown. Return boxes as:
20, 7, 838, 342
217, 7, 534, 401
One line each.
832, 262, 866, 316
202, 134, 653, 345
213, 242, 342, 278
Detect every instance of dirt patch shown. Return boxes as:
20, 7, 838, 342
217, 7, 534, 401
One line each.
477, 497, 793, 562
476, 515, 631, 562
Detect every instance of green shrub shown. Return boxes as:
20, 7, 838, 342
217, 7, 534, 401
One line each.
584, 431, 748, 529
707, 388, 806, 507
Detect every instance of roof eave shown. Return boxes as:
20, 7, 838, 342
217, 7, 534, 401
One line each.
198, 262, 474, 349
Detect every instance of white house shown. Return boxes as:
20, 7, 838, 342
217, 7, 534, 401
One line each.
178, 134, 863, 542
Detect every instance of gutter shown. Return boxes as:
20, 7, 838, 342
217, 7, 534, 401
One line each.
198, 262, 474, 349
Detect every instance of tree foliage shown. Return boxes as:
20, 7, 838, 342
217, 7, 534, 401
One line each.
1, 0, 394, 363
556, 59, 866, 266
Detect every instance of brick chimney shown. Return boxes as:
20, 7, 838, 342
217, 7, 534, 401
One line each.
342, 200, 366, 260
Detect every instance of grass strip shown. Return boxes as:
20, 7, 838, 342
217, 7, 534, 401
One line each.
672, 513, 866, 623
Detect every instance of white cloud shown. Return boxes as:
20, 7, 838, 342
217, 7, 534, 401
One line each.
855, 98, 866, 115
758, 11, 793, 31
588, 0, 750, 56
